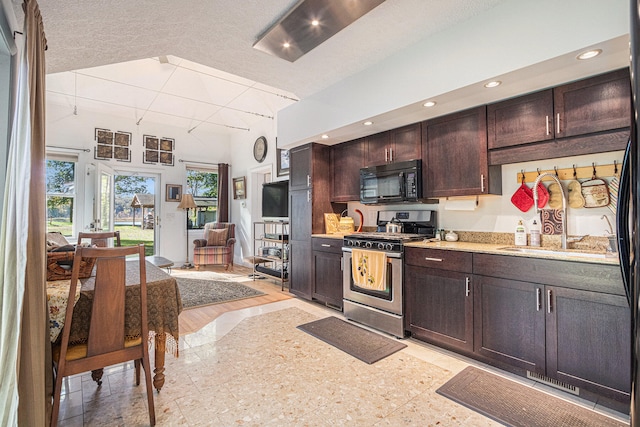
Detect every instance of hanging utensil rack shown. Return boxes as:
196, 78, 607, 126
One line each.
515, 162, 620, 184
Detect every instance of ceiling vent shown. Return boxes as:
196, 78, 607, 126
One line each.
253, 0, 385, 62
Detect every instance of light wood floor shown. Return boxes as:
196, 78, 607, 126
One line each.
177, 264, 294, 335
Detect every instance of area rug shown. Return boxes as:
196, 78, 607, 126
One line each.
297, 316, 406, 364
436, 366, 626, 427
176, 277, 265, 309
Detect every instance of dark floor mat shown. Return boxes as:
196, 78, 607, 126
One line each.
436, 366, 626, 427
297, 316, 406, 364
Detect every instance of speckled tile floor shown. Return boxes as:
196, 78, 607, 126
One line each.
56, 298, 630, 426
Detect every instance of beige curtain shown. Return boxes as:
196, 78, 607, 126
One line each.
20, 0, 48, 424
218, 163, 229, 222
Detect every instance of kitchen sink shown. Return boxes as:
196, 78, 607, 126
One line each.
497, 247, 608, 259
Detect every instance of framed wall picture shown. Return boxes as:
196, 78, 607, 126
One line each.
166, 184, 182, 202
277, 148, 290, 176
94, 128, 131, 162
144, 135, 174, 166
233, 176, 246, 199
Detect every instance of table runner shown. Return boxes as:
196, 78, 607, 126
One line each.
46, 279, 81, 342
63, 260, 183, 356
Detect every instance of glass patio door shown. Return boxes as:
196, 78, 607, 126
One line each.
94, 162, 115, 232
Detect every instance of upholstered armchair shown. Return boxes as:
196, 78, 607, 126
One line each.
193, 222, 236, 270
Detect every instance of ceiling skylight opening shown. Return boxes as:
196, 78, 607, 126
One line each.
363, 121, 373, 126
423, 100, 436, 107
484, 80, 501, 88
577, 49, 602, 60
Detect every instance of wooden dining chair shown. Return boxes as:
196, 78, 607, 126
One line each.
51, 244, 155, 427
77, 230, 121, 247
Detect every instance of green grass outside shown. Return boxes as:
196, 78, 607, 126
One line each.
47, 221, 155, 256
115, 225, 154, 256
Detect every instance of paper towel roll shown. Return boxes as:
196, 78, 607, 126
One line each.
444, 197, 478, 211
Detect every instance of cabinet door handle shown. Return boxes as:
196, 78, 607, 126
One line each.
545, 115, 550, 135
385, 148, 388, 162
480, 174, 485, 193
307, 190, 311, 202
340, 257, 343, 271
307, 175, 311, 187
536, 288, 541, 311
556, 113, 561, 134
424, 257, 443, 262
389, 147, 393, 162
321, 244, 331, 247
465, 277, 470, 296
547, 289, 552, 313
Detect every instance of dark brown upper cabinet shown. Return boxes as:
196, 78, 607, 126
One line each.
488, 68, 630, 165
488, 89, 554, 149
331, 138, 364, 202
365, 123, 421, 166
423, 106, 502, 197
289, 144, 313, 191
554, 68, 630, 138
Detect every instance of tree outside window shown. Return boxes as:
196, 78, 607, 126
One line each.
46, 159, 76, 236
186, 168, 218, 229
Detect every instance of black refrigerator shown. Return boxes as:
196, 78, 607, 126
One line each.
622, 1, 640, 424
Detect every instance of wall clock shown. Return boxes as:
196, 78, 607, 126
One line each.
253, 136, 267, 163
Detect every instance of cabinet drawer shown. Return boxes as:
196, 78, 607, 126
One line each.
312, 237, 343, 254
473, 253, 624, 295
405, 247, 472, 273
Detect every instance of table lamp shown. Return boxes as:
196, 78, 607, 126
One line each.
177, 194, 197, 268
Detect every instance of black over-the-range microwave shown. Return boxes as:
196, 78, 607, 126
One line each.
359, 159, 422, 204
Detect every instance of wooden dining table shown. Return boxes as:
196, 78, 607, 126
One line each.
47, 260, 183, 391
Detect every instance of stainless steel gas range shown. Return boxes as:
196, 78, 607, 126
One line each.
342, 210, 436, 338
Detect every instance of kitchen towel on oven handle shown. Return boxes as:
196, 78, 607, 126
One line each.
351, 249, 387, 291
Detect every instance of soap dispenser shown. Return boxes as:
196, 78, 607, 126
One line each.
530, 219, 541, 247
515, 220, 527, 246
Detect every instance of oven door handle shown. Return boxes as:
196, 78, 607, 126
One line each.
341, 247, 402, 259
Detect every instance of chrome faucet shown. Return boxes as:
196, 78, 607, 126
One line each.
533, 173, 568, 249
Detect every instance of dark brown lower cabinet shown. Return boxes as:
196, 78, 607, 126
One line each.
473, 275, 546, 374
405, 265, 473, 353
289, 240, 312, 299
546, 286, 631, 400
312, 238, 343, 309
406, 250, 631, 404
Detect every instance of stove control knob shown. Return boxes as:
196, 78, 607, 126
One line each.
354, 240, 361, 247
348, 240, 354, 246
377, 242, 385, 250
365, 241, 373, 248
386, 243, 394, 251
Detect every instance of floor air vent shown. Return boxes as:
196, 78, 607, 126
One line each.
526, 371, 579, 395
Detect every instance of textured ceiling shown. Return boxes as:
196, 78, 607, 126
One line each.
34, 0, 508, 135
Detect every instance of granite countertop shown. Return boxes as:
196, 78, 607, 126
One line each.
404, 240, 620, 266
311, 231, 619, 265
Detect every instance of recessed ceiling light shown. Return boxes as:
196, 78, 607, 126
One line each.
577, 49, 602, 60
363, 121, 373, 126
484, 80, 501, 88
321, 134, 329, 139
311, 19, 319, 26
283, 42, 291, 48
423, 101, 436, 107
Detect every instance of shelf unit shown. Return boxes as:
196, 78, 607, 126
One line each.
253, 221, 289, 290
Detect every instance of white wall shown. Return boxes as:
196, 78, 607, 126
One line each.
278, 0, 628, 147
227, 116, 285, 266
46, 106, 231, 264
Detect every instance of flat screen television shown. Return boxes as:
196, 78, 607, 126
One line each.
262, 181, 289, 219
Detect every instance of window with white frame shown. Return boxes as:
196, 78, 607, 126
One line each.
186, 166, 218, 229
46, 154, 77, 237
